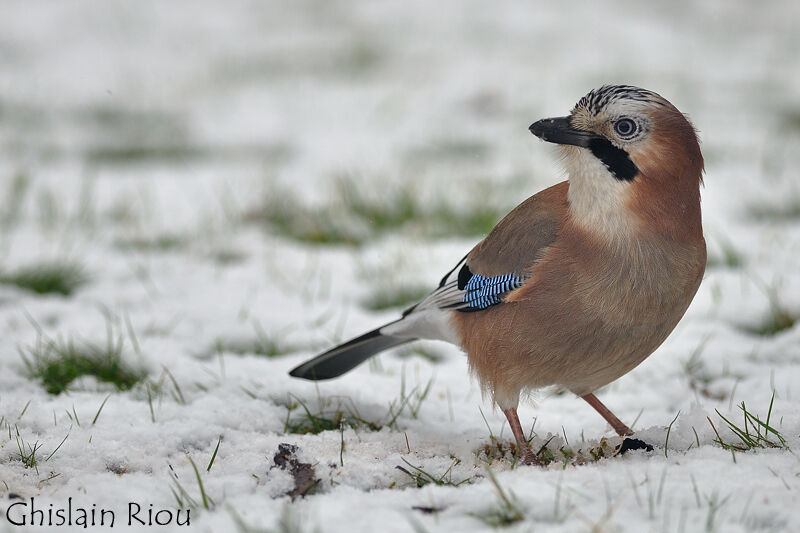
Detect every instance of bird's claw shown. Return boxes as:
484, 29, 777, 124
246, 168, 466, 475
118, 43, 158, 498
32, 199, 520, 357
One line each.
616, 437, 654, 455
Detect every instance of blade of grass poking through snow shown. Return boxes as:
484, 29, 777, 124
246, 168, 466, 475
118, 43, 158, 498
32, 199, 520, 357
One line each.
162, 366, 186, 405
535, 435, 557, 464
0, 172, 30, 231
713, 396, 787, 451
45, 431, 70, 462
630, 408, 643, 431
17, 400, 31, 420
481, 467, 524, 526
291, 394, 332, 433
186, 455, 212, 510
39, 472, 61, 485
281, 393, 373, 434
339, 423, 345, 467
168, 465, 197, 510
385, 387, 414, 429
759, 391, 786, 447
16, 435, 43, 474
396, 457, 470, 488
478, 406, 495, 440
407, 516, 433, 533
206, 436, 222, 472
91, 395, 110, 425
123, 312, 141, 356
728, 378, 740, 410
664, 411, 680, 458
409, 377, 434, 418
146, 383, 156, 423
690, 474, 702, 508
707, 416, 727, 448
707, 393, 788, 451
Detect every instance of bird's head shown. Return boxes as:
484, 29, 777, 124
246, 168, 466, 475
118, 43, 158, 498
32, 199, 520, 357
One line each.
530, 85, 704, 241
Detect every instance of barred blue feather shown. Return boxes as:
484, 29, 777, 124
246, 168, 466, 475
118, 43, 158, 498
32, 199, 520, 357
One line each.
462, 273, 524, 310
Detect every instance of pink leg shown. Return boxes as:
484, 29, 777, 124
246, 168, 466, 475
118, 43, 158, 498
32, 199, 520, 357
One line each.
582, 393, 633, 436
502, 408, 538, 465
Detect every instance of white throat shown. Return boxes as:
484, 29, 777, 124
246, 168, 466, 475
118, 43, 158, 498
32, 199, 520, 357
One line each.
561, 146, 637, 241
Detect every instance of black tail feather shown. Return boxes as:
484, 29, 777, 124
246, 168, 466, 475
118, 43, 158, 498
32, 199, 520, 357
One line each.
288, 327, 412, 380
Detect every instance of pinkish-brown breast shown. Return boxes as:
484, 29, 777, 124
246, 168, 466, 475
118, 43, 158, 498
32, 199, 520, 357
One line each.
452, 218, 706, 406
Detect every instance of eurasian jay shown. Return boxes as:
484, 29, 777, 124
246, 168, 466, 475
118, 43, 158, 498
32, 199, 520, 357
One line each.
290, 85, 705, 464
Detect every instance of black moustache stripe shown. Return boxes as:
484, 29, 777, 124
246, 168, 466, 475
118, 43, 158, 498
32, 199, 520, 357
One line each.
588, 138, 638, 181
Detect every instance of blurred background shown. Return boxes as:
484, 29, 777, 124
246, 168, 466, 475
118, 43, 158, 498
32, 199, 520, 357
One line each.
2, 0, 798, 336
1, 0, 798, 236
0, 1, 799, 528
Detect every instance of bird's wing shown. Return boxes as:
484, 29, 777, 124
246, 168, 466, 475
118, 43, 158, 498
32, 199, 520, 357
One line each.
406, 180, 569, 316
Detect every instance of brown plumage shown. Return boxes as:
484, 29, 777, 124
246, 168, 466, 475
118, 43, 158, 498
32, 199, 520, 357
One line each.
456, 184, 705, 402
290, 85, 706, 465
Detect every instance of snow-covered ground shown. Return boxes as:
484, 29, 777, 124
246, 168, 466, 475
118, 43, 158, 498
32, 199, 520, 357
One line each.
1, 1, 799, 531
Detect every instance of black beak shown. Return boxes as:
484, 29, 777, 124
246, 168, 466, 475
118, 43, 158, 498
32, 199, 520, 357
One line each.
529, 116, 600, 148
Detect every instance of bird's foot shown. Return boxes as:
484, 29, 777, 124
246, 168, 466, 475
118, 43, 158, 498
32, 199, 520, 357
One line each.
522, 451, 542, 466
616, 437, 654, 455
516, 443, 543, 466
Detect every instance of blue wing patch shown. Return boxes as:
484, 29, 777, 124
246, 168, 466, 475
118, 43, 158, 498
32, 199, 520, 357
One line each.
409, 262, 524, 315
462, 273, 524, 310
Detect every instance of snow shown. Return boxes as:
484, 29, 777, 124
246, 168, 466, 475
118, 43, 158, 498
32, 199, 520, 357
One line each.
1, 1, 800, 531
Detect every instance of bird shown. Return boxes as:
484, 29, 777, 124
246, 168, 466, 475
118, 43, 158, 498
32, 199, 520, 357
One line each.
289, 85, 706, 465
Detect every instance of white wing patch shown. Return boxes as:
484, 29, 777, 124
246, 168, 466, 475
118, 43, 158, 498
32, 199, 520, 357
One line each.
412, 255, 469, 313
380, 308, 460, 344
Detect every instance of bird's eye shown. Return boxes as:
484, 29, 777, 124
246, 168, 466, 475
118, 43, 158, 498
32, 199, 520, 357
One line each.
614, 118, 637, 138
